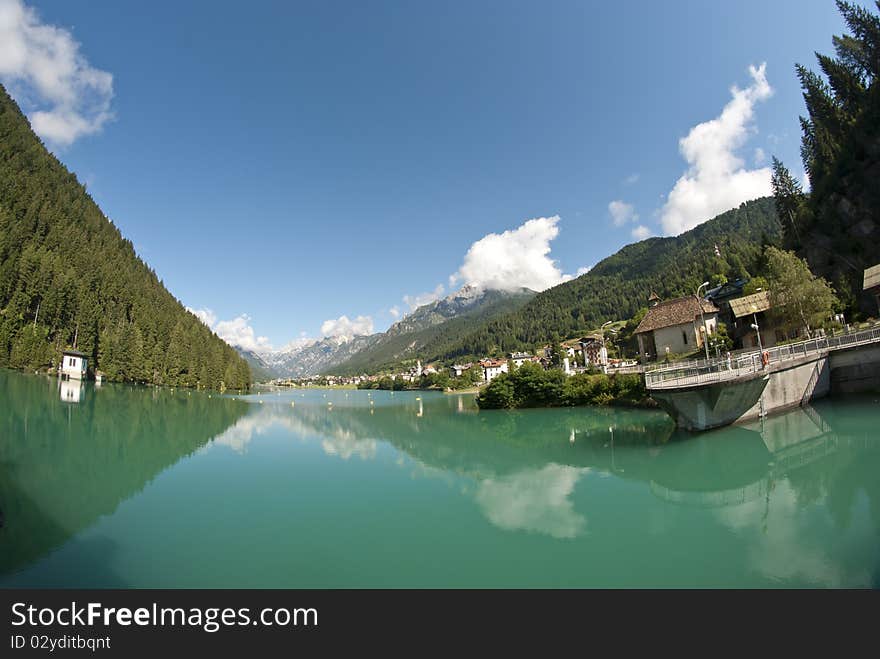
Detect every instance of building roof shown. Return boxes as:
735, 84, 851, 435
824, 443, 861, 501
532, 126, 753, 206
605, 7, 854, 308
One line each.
729, 290, 772, 318
863, 264, 880, 291
62, 349, 88, 357
706, 278, 748, 302
479, 358, 507, 368
634, 296, 719, 334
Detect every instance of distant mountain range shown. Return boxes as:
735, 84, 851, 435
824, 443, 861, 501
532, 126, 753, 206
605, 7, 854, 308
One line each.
237, 285, 536, 380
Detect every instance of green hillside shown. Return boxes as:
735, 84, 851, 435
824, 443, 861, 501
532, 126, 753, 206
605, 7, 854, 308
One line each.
432, 197, 781, 360
0, 86, 251, 390
329, 288, 535, 375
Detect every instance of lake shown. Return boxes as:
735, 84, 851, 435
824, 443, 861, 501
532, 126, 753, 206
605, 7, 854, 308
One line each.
1, 369, 878, 588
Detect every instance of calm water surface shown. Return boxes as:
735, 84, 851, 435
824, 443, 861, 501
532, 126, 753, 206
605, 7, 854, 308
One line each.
1, 369, 878, 587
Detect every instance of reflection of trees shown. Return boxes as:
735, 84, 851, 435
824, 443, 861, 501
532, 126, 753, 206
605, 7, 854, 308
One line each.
762, 398, 880, 534
0, 371, 248, 578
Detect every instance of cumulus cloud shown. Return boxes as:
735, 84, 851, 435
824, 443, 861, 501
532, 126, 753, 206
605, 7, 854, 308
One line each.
186, 307, 273, 353
320, 315, 374, 341
575, 266, 592, 277
388, 306, 401, 319
660, 63, 773, 235
450, 216, 570, 292
631, 225, 653, 240
0, 0, 114, 146
187, 307, 217, 328
214, 314, 273, 353
403, 284, 445, 312
609, 200, 638, 226
753, 147, 766, 165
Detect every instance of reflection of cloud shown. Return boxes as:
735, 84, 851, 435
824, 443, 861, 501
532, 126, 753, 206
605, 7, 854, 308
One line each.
213, 404, 379, 462
714, 480, 868, 587
321, 434, 377, 461
211, 406, 313, 453
474, 464, 589, 539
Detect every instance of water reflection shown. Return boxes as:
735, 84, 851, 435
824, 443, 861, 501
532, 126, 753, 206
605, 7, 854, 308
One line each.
3, 374, 878, 587
241, 391, 879, 557
59, 378, 83, 403
0, 371, 249, 579
474, 465, 590, 539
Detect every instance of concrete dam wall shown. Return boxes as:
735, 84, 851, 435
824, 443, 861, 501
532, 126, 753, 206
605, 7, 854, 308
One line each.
651, 345, 878, 432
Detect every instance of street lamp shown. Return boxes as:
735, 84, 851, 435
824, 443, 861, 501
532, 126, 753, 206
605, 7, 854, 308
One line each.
695, 281, 710, 361
750, 303, 763, 355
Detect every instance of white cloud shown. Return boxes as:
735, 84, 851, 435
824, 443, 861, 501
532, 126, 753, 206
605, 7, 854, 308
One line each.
320, 315, 374, 341
388, 306, 401, 319
451, 216, 569, 292
187, 306, 217, 328
624, 173, 640, 185
753, 147, 766, 165
403, 284, 445, 312
608, 200, 638, 226
214, 314, 273, 353
660, 63, 773, 235
186, 307, 273, 353
631, 225, 653, 240
0, 0, 114, 146
575, 266, 592, 277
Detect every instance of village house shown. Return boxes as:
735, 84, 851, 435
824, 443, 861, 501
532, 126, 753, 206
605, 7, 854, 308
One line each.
578, 335, 607, 368
728, 290, 780, 349
634, 295, 719, 361
479, 358, 508, 383
449, 363, 473, 377
60, 349, 88, 380
864, 263, 880, 314
508, 351, 533, 368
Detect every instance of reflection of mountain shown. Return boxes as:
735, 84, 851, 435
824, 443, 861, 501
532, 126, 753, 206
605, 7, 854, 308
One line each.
0, 371, 248, 578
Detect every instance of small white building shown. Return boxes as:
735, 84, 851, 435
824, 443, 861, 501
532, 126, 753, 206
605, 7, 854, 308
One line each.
60, 349, 88, 380
479, 358, 509, 383
508, 352, 532, 368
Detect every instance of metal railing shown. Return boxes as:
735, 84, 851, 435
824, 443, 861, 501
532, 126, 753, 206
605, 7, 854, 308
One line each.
644, 323, 880, 390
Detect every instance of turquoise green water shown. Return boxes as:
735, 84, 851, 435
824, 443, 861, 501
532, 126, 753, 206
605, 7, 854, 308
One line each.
1, 369, 878, 588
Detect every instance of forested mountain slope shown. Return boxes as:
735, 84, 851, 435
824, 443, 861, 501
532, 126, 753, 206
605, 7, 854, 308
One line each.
432, 197, 781, 360
0, 86, 251, 389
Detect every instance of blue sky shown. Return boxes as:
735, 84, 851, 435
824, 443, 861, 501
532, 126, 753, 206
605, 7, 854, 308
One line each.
0, 0, 862, 352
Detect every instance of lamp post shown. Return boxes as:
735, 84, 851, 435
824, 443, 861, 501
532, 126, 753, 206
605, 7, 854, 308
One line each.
750, 303, 763, 355
696, 281, 710, 361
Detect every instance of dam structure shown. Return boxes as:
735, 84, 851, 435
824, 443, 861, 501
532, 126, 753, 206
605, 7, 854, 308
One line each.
644, 324, 880, 431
